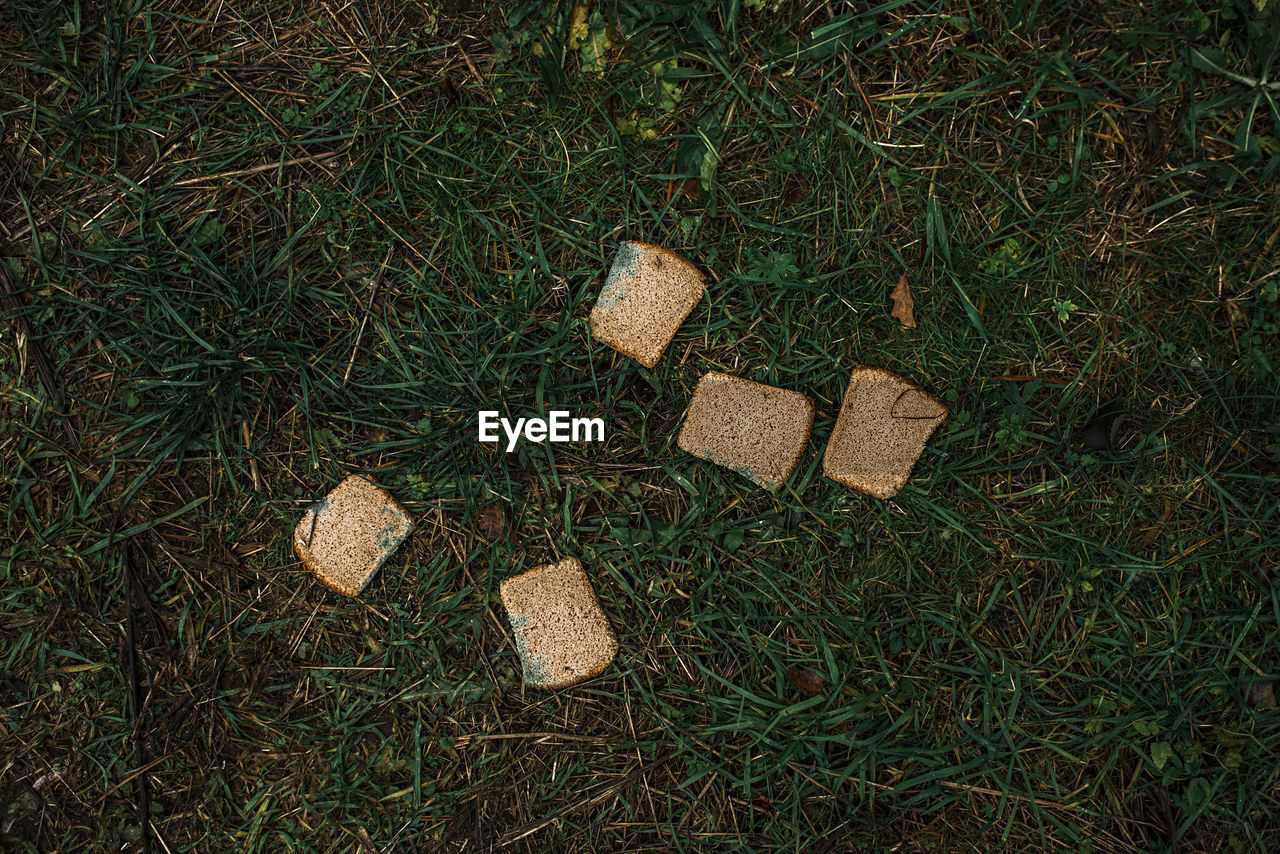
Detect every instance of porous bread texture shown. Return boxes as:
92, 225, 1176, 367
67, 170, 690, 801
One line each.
293, 475, 413, 597
500, 557, 618, 690
677, 371, 815, 490
822, 367, 948, 499
589, 241, 705, 368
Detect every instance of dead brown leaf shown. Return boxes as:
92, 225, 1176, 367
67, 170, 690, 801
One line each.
1249, 681, 1276, 710
1225, 297, 1248, 328
891, 273, 916, 328
787, 666, 824, 699
668, 177, 702, 202
476, 504, 505, 541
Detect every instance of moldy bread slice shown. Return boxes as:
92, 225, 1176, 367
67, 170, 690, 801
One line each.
589, 241, 705, 368
677, 371, 815, 490
500, 557, 617, 689
293, 475, 413, 596
822, 367, 948, 499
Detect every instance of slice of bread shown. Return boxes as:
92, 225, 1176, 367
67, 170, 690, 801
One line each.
499, 557, 617, 689
677, 371, 815, 490
293, 475, 414, 596
822, 367, 948, 499
589, 241, 705, 368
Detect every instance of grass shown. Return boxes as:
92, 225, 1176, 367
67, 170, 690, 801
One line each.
1, 0, 1278, 851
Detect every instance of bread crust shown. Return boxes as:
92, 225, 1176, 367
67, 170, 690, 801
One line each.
294, 539, 360, 597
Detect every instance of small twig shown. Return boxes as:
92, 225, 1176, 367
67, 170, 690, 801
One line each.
120, 541, 153, 854
0, 250, 81, 453
96, 752, 172, 802
297, 507, 319, 547
454, 732, 619, 748
1159, 785, 1183, 854
241, 421, 262, 491
103, 499, 172, 854
455, 41, 496, 104
212, 68, 285, 133
342, 246, 394, 384
172, 149, 346, 188
935, 778, 1076, 810
354, 827, 384, 854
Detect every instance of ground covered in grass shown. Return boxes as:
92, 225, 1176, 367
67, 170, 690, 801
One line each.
2, 1, 1278, 851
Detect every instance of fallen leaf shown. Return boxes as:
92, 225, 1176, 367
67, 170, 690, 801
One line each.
890, 273, 916, 328
1150, 740, 1174, 770
476, 504, 505, 541
578, 13, 616, 76
1249, 681, 1276, 710
438, 73, 459, 106
1080, 397, 1127, 451
1225, 297, 1247, 328
566, 1, 590, 51
787, 666, 824, 699
673, 111, 720, 194
668, 177, 702, 201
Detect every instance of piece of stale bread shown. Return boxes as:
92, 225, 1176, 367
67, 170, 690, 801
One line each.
822, 367, 948, 499
500, 557, 618, 689
677, 371, 815, 491
293, 475, 413, 596
589, 241, 706, 368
